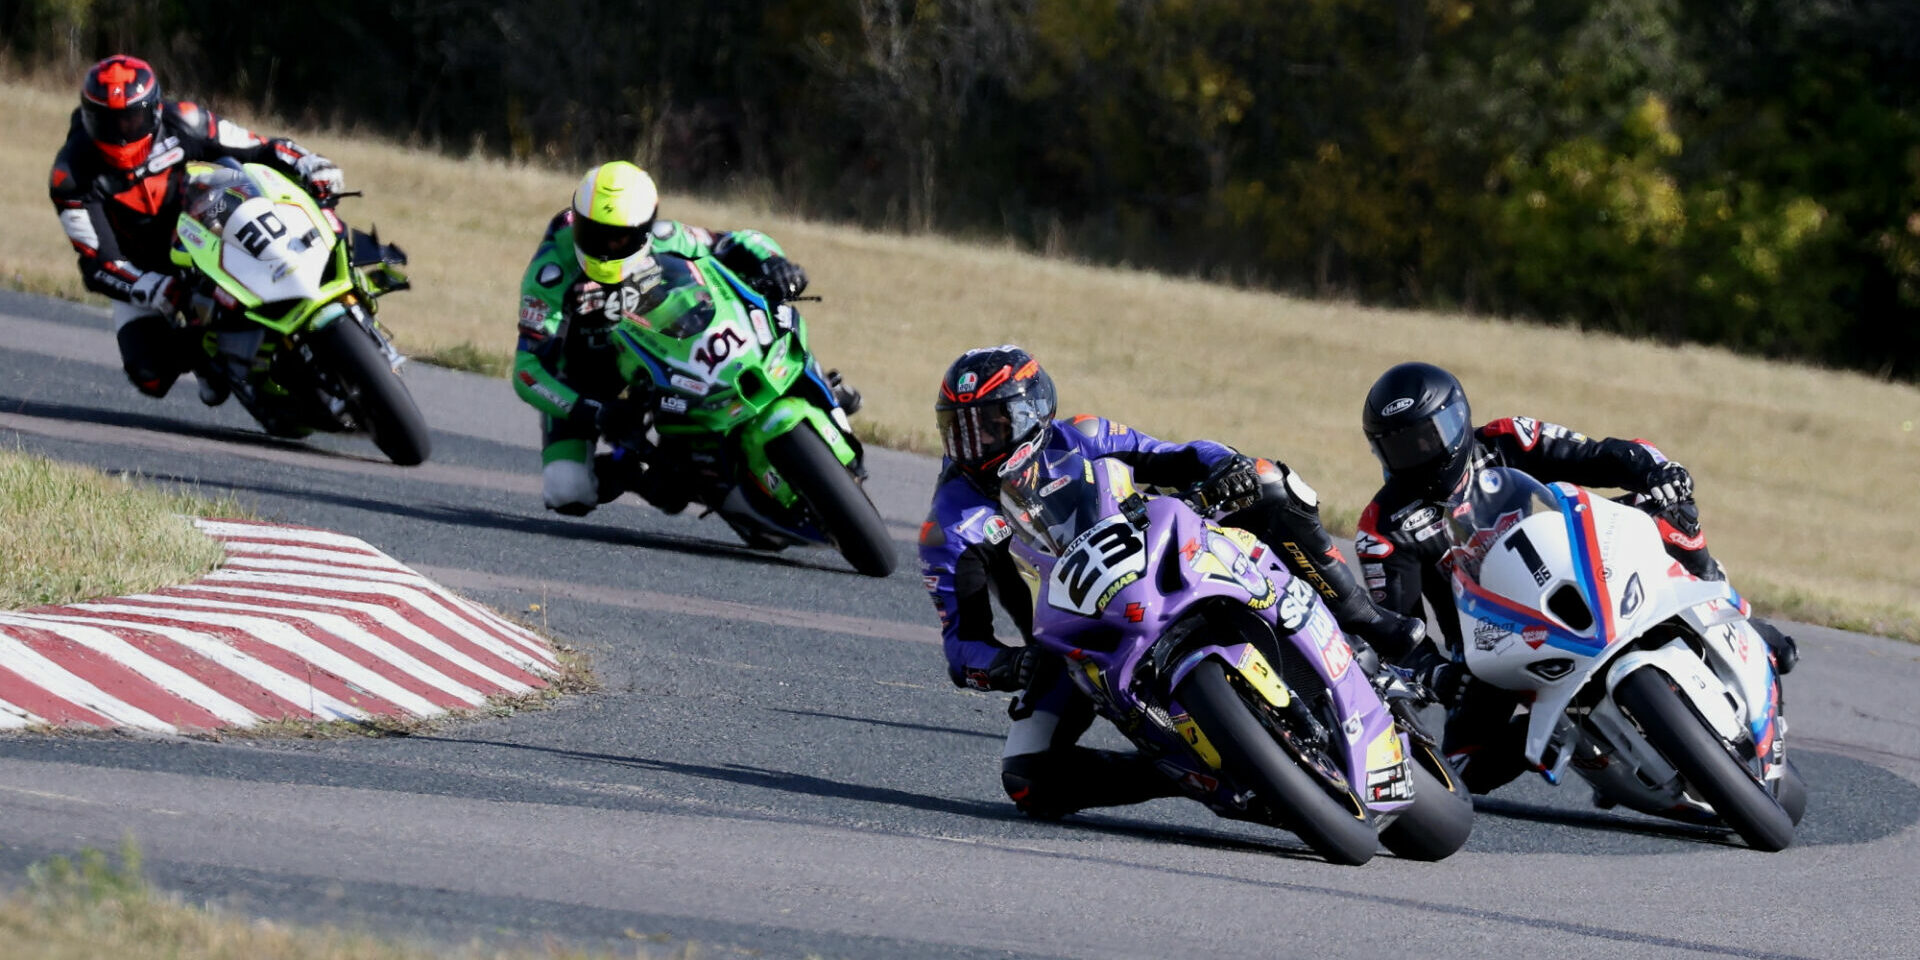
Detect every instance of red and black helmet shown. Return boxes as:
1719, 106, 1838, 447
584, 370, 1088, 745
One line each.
81, 55, 163, 169
936, 344, 1057, 488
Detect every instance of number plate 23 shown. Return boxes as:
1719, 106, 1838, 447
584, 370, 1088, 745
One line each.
1048, 516, 1147, 616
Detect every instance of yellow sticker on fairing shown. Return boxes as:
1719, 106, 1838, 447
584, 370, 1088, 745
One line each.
1366, 728, 1405, 771
1234, 645, 1292, 708
1173, 713, 1223, 769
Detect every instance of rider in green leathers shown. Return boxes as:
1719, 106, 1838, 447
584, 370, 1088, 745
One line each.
512, 160, 856, 515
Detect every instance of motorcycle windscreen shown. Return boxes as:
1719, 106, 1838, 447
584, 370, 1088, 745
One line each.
999, 450, 1110, 557
1442, 467, 1562, 581
181, 164, 260, 234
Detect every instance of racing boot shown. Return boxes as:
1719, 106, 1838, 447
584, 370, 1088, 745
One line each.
825, 368, 862, 417
1001, 747, 1180, 820
1657, 502, 1798, 674
1220, 456, 1426, 663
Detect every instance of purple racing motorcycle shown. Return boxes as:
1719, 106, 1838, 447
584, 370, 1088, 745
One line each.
999, 450, 1473, 865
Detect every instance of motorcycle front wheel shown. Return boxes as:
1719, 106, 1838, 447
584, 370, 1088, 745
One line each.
763, 427, 894, 577
1378, 740, 1474, 860
1615, 667, 1795, 851
310, 319, 431, 466
1178, 659, 1377, 865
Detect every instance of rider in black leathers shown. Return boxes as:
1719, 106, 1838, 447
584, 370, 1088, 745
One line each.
1354, 362, 1799, 794
49, 55, 342, 403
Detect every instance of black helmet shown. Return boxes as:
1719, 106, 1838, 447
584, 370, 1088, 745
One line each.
1362, 362, 1474, 496
936, 345, 1056, 489
81, 55, 163, 170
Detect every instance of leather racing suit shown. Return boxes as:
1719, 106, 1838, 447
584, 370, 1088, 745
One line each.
921, 414, 1389, 818
49, 102, 333, 396
1356, 416, 1796, 793
512, 213, 802, 515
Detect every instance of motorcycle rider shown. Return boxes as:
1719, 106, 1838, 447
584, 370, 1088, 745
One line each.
49, 54, 345, 404
1355, 361, 1800, 793
921, 344, 1424, 819
512, 159, 857, 517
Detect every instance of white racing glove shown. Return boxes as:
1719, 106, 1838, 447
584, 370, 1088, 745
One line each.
1643, 461, 1695, 507
295, 153, 345, 197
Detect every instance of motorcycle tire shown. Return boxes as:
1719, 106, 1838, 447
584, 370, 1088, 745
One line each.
310, 320, 431, 466
763, 427, 894, 577
1379, 740, 1475, 861
1776, 758, 1808, 827
1178, 659, 1377, 865
1615, 667, 1795, 851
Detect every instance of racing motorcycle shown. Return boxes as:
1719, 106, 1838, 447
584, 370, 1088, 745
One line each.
602, 255, 893, 577
1443, 467, 1803, 851
999, 450, 1473, 865
170, 159, 428, 465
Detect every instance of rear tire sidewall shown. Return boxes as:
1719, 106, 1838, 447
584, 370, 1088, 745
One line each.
1178, 659, 1377, 865
763, 427, 894, 577
1378, 741, 1475, 861
311, 318, 430, 466
1615, 667, 1795, 851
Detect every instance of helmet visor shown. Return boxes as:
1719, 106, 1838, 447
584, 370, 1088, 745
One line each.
1371, 397, 1471, 473
938, 393, 1051, 470
82, 100, 158, 145
575, 216, 652, 265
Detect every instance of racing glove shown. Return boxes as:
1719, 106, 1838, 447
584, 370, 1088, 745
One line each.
965, 645, 1037, 692
1184, 454, 1262, 515
1642, 461, 1694, 507
295, 154, 345, 198
750, 256, 808, 302
129, 273, 189, 318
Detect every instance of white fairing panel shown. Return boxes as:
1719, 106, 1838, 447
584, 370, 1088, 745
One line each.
218, 196, 331, 303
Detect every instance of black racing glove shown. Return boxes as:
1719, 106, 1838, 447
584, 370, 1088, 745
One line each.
964, 646, 1037, 692
750, 256, 808, 302
1642, 461, 1694, 508
1184, 454, 1262, 515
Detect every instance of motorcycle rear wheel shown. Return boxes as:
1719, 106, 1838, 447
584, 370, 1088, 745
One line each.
1178, 659, 1377, 865
1616, 667, 1795, 851
1378, 741, 1475, 860
763, 427, 894, 577
310, 319, 430, 466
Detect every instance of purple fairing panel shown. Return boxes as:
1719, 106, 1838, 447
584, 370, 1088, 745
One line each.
1009, 475, 1401, 811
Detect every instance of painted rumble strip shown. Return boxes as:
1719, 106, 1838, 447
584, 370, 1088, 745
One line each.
0, 519, 558, 733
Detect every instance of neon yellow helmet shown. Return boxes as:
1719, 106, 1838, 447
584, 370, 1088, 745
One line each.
571, 161, 659, 284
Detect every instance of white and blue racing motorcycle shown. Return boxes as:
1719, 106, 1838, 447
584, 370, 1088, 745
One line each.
1443, 467, 1803, 851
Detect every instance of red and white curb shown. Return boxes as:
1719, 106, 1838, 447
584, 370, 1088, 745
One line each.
0, 519, 559, 733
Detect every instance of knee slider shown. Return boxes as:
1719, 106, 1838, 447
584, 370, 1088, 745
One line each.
543, 459, 599, 515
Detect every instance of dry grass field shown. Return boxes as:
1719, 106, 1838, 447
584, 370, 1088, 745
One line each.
0, 449, 233, 609
3, 80, 1916, 638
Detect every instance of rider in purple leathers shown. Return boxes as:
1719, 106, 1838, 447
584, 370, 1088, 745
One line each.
920, 345, 1423, 818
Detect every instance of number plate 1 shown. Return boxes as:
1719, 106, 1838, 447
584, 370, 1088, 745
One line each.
1048, 515, 1147, 616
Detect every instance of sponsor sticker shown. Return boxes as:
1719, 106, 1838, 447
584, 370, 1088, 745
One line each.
984, 515, 1013, 545
1399, 505, 1440, 533
1473, 620, 1514, 652
1522, 625, 1548, 649
658, 395, 688, 414
519, 295, 548, 330
1381, 397, 1415, 416
669, 374, 709, 395
956, 371, 979, 393
1277, 578, 1317, 632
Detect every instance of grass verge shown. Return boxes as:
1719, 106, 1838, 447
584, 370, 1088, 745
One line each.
3, 77, 1916, 641
0, 450, 239, 609
2, 841, 704, 959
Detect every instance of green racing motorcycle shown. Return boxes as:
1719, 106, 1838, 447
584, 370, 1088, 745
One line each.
604, 255, 895, 577
168, 159, 429, 465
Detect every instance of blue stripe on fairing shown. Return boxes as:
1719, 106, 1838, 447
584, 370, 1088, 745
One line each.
1554, 486, 1613, 645
616, 328, 671, 388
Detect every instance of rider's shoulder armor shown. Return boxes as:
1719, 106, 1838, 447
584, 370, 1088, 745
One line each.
649, 220, 716, 259
922, 468, 1009, 562
517, 211, 579, 341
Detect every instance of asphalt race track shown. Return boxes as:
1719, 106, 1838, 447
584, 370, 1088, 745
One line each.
1, 288, 1916, 959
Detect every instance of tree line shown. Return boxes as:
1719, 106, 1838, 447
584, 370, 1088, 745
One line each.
6, 0, 1918, 377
